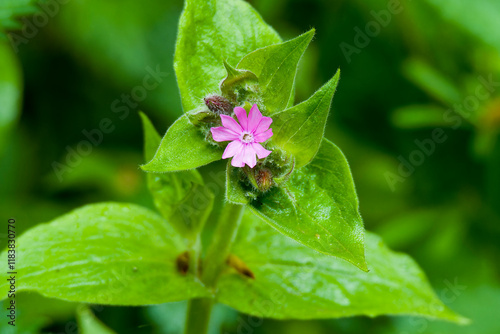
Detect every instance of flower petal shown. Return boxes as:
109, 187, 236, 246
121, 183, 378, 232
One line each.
234, 107, 248, 131
220, 115, 242, 134
211, 126, 239, 142
242, 144, 257, 168
222, 140, 243, 159
248, 104, 263, 133
254, 128, 273, 143
251, 143, 272, 159
231, 144, 257, 168
254, 116, 273, 135
231, 144, 246, 167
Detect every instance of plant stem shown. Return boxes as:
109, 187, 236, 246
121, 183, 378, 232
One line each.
184, 298, 213, 334
187, 235, 201, 276
184, 203, 245, 334
202, 203, 245, 286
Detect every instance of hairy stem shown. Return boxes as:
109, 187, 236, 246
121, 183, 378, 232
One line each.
184, 203, 245, 334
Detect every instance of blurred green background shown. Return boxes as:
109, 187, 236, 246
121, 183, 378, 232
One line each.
1, 0, 499, 333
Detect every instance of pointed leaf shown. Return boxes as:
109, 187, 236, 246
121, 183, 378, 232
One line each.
271, 70, 340, 168
175, 0, 281, 112
141, 112, 162, 160
140, 112, 214, 237
142, 114, 222, 172
229, 138, 367, 270
220, 60, 259, 105
217, 210, 467, 323
0, 203, 210, 304
237, 29, 315, 114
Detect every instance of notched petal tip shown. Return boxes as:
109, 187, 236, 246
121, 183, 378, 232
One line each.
243, 144, 257, 168
230, 159, 245, 168
254, 116, 272, 135
252, 143, 272, 159
254, 128, 273, 143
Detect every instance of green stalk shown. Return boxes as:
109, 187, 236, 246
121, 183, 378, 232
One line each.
184, 298, 213, 334
201, 203, 245, 286
184, 203, 245, 334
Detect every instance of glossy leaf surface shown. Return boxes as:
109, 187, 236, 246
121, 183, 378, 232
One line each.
142, 114, 222, 172
237, 29, 314, 114
217, 210, 467, 323
271, 70, 340, 168
175, 0, 281, 111
227, 139, 367, 270
0, 203, 210, 304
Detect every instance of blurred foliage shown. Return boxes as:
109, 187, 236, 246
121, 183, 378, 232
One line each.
0, 40, 21, 152
0, 0, 38, 32
0, 0, 499, 333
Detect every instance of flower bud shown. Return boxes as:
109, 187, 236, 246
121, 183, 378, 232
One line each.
255, 168, 273, 192
204, 94, 233, 115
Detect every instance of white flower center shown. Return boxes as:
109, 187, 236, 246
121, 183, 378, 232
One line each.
241, 132, 254, 143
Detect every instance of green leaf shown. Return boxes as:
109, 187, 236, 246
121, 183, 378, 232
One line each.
0, 0, 38, 33
217, 210, 468, 323
220, 60, 259, 105
237, 29, 315, 114
225, 162, 248, 205
0, 41, 21, 153
271, 70, 340, 168
141, 114, 222, 172
0, 203, 210, 304
174, 0, 281, 112
141, 111, 162, 160
228, 138, 367, 270
140, 112, 214, 237
77, 306, 116, 334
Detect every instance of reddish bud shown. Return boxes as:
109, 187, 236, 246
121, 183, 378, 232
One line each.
204, 94, 233, 115
256, 168, 273, 192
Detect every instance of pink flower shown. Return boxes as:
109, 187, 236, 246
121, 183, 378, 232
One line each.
210, 104, 273, 168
